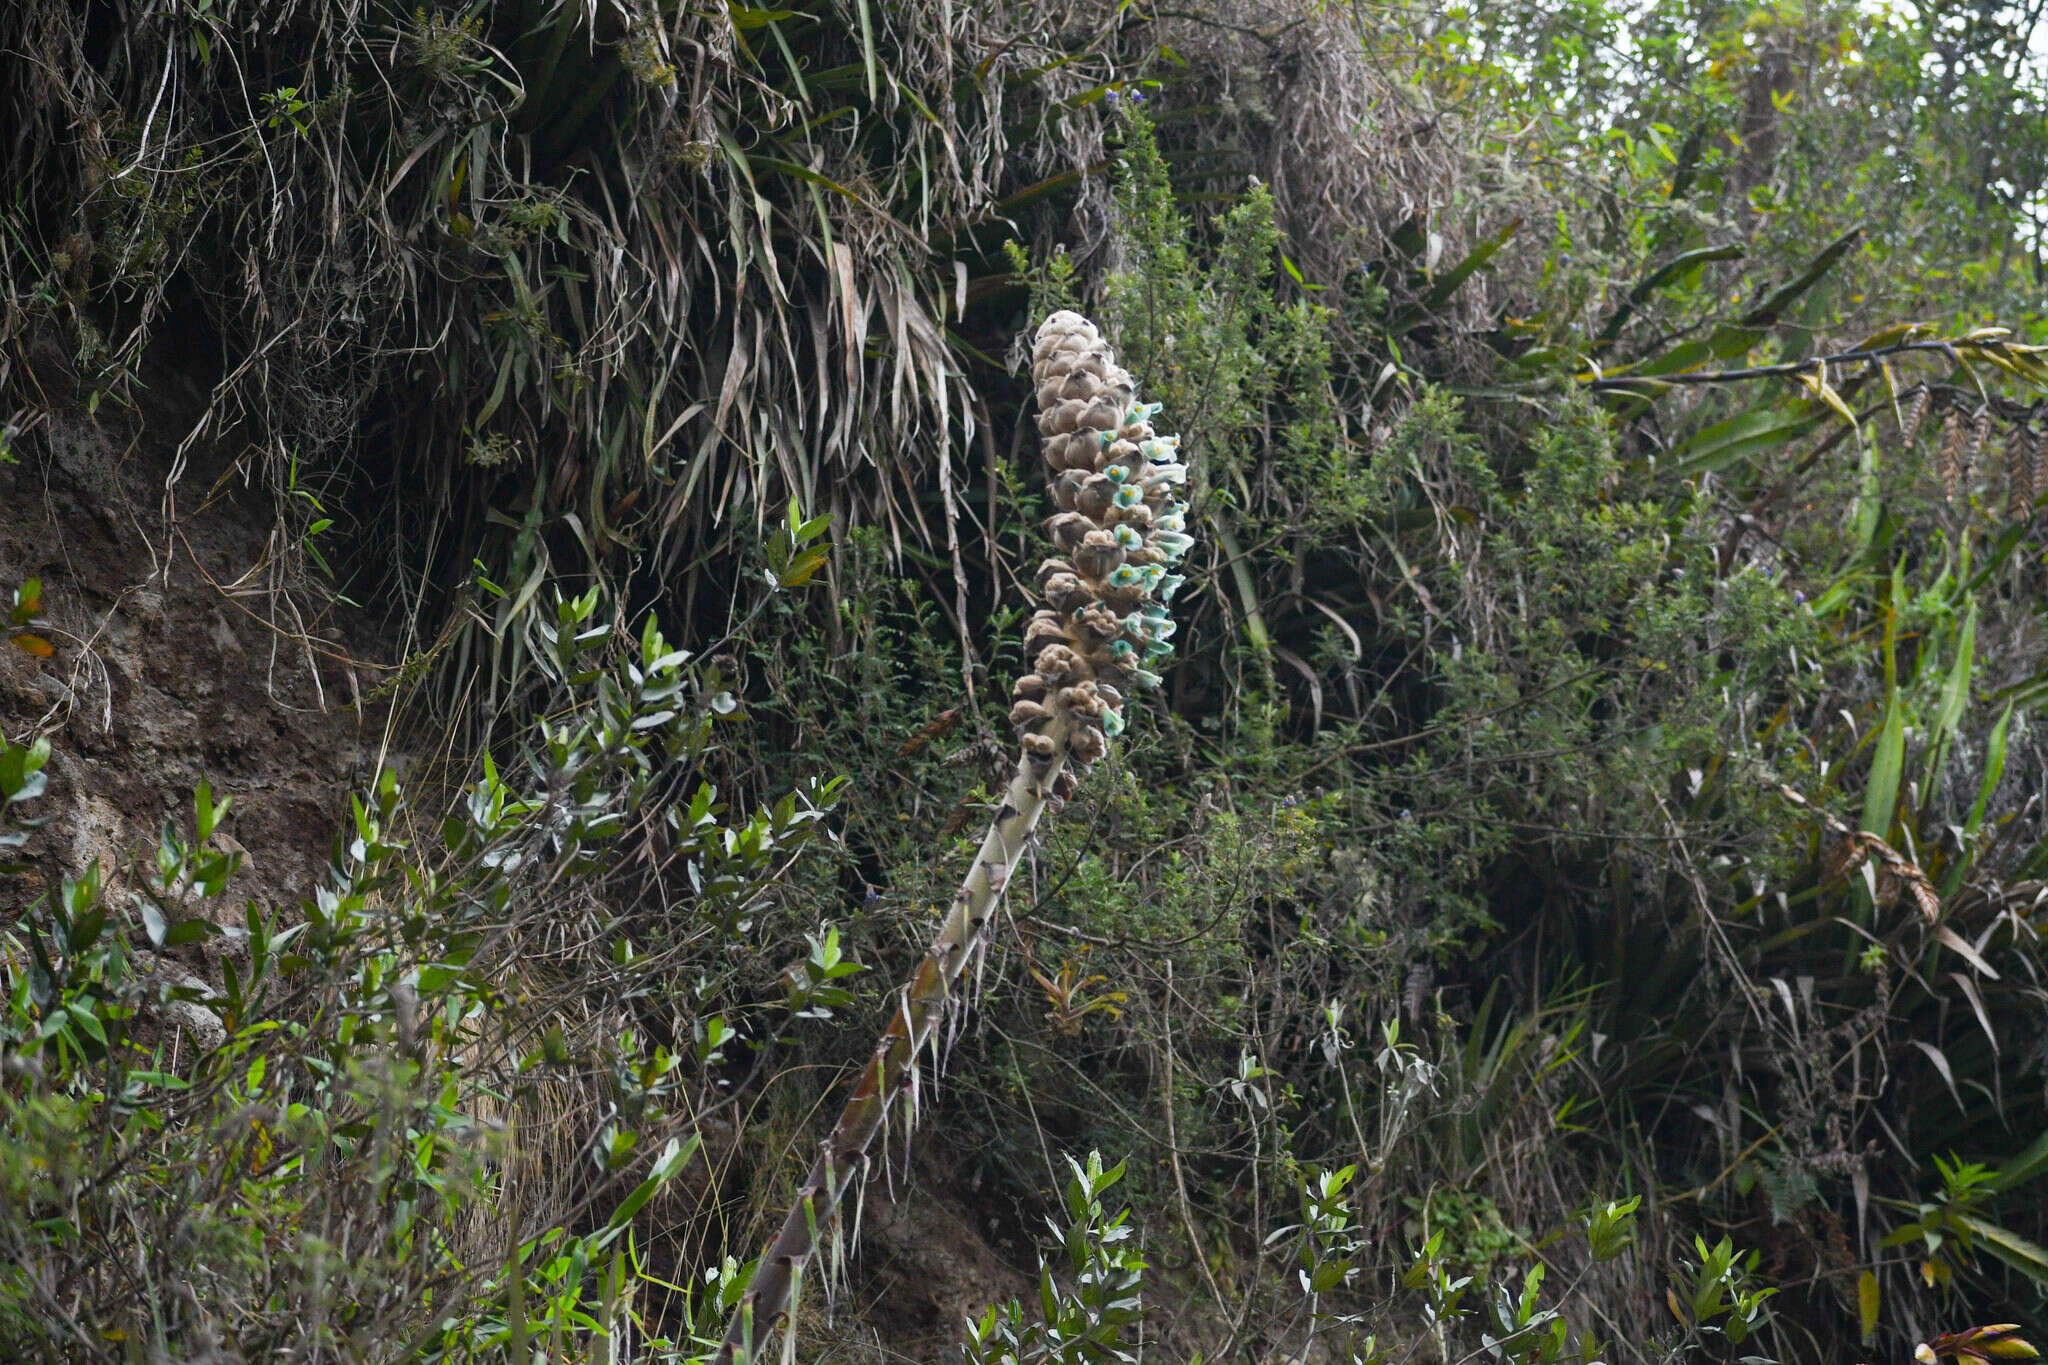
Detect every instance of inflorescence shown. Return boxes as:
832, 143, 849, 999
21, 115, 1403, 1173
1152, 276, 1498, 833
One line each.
1012, 311, 1194, 771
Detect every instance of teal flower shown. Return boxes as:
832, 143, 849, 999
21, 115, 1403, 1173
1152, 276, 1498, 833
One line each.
1136, 564, 1167, 591
1154, 531, 1194, 560
1102, 707, 1126, 738
1124, 608, 1175, 642
1112, 524, 1143, 550
1154, 510, 1186, 533
1110, 638, 1136, 660
1130, 668, 1164, 689
1103, 463, 1131, 484
1113, 485, 1144, 509
1144, 462, 1188, 487
1109, 565, 1144, 589
1157, 573, 1186, 601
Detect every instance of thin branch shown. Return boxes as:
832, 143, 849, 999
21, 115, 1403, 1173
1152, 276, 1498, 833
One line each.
1584, 336, 2001, 390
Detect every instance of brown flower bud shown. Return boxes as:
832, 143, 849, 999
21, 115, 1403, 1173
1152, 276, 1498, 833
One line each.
1044, 398, 1094, 437
1101, 582, 1145, 613
1075, 473, 1117, 521
1060, 371, 1106, 403
1010, 698, 1052, 728
1013, 674, 1049, 701
1057, 681, 1103, 716
1024, 610, 1068, 657
1054, 433, 1100, 472
1022, 731, 1057, 760
1036, 557, 1078, 590
1092, 662, 1131, 692
1066, 726, 1108, 765
1034, 643, 1083, 682
1046, 512, 1092, 549
1071, 530, 1126, 580
1072, 603, 1121, 644
1082, 396, 1124, 431
1043, 573, 1090, 613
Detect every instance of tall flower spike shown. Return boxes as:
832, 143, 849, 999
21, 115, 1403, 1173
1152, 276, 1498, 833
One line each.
1017, 310, 1196, 722
712, 312, 1196, 1365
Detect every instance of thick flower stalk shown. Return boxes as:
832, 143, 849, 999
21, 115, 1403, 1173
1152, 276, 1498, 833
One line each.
713, 312, 1192, 1364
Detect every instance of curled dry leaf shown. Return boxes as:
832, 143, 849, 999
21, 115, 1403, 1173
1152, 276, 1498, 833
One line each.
1779, 784, 1940, 921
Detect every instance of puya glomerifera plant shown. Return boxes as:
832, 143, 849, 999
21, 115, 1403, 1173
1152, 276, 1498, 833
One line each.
1019, 310, 1192, 746
714, 311, 1193, 1364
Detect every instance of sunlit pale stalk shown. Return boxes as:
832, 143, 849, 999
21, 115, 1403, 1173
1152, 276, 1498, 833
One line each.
715, 311, 1195, 1364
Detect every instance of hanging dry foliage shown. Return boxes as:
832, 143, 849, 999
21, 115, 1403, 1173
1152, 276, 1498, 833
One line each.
2006, 415, 2041, 522
1938, 408, 1966, 503
1900, 385, 1933, 448
1967, 405, 1992, 481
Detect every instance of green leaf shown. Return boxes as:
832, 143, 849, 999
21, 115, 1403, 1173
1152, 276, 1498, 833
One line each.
727, 4, 797, 27
9, 577, 41, 626
1397, 218, 1522, 325
1861, 687, 1904, 838
1863, 572, 1906, 837
1600, 245, 1746, 342
1740, 228, 1861, 326
602, 1134, 701, 1234
1964, 702, 2011, 842
1924, 603, 1976, 785
65, 1001, 106, 1046
1950, 1212, 2048, 1285
1989, 1127, 2048, 1195
140, 897, 168, 948
779, 547, 829, 588
164, 918, 215, 948
1667, 405, 1825, 476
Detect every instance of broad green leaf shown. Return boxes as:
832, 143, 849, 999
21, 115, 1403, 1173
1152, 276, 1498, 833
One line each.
1600, 244, 1746, 342
1861, 690, 1904, 837
1924, 603, 1976, 789
602, 1134, 702, 1234
1988, 1125, 2048, 1195
1950, 1212, 2048, 1286
1636, 323, 1768, 377
1668, 405, 1825, 476
1740, 228, 1860, 325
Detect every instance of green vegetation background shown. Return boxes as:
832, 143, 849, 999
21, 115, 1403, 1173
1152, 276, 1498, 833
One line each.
4, 1, 2048, 1361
